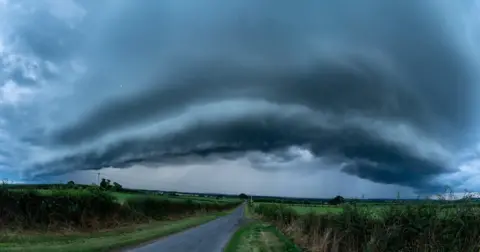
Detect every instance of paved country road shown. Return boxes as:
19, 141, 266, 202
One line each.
125, 203, 246, 252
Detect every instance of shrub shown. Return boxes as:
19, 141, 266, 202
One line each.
0, 188, 240, 231
0, 188, 132, 230
253, 202, 480, 251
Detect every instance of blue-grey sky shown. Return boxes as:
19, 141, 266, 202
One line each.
1, 0, 480, 198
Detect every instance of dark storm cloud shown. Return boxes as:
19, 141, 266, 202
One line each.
9, 0, 479, 193
43, 115, 450, 191
50, 0, 472, 144
52, 61, 434, 145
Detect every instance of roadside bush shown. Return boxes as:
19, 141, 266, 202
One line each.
0, 188, 240, 231
253, 202, 480, 252
0, 188, 135, 230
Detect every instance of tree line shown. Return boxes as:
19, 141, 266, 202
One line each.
66, 178, 123, 191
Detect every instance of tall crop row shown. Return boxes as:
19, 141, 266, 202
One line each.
252, 202, 480, 252
0, 188, 239, 231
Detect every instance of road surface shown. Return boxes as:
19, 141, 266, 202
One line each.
125, 204, 245, 252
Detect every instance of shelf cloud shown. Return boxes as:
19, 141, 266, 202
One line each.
1, 0, 480, 195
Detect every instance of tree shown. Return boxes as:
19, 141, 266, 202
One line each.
328, 195, 345, 205
239, 193, 248, 200
100, 178, 109, 190
66, 180, 75, 189
113, 182, 122, 191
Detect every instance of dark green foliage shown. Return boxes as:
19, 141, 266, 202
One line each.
239, 193, 248, 199
99, 178, 112, 190
0, 188, 239, 231
253, 202, 480, 252
66, 181, 76, 189
113, 182, 122, 191
98, 179, 123, 192
328, 195, 345, 205
4, 183, 93, 190
0, 188, 130, 230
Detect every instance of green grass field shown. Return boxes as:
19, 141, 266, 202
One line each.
290, 205, 343, 214
109, 192, 178, 203
271, 203, 480, 221
110, 192, 241, 204
257, 202, 346, 215
290, 204, 394, 215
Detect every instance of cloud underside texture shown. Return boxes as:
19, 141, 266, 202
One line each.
13, 0, 477, 193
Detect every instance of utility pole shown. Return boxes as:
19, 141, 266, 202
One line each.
97, 173, 100, 185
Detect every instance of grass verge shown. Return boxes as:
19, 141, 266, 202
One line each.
0, 211, 230, 252
225, 204, 301, 252
224, 221, 301, 252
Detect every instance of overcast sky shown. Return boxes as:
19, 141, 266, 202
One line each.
1, 0, 480, 198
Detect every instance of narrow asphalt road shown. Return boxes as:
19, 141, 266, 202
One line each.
125, 204, 246, 252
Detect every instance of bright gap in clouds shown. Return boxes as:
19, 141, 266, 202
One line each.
1, 0, 480, 198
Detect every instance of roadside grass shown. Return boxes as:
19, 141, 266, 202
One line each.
224, 222, 301, 252
0, 211, 230, 252
244, 203, 255, 218
225, 204, 301, 252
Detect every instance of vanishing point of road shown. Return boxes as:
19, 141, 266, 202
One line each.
125, 203, 246, 252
